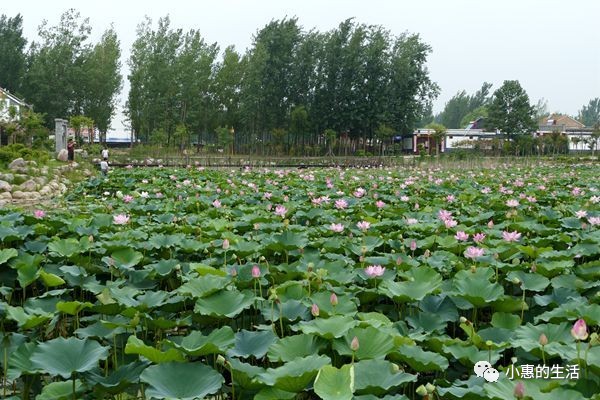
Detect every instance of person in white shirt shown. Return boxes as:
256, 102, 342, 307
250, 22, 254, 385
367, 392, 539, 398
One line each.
101, 147, 109, 160
100, 158, 109, 176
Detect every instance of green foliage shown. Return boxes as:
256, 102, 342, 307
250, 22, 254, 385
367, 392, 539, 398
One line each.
578, 98, 600, 128
438, 82, 492, 128
0, 143, 50, 168
0, 13, 27, 92
486, 80, 537, 136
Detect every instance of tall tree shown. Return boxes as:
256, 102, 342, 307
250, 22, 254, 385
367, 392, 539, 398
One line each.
578, 98, 600, 127
22, 9, 92, 126
0, 14, 27, 93
486, 80, 536, 137
82, 27, 122, 142
438, 82, 492, 129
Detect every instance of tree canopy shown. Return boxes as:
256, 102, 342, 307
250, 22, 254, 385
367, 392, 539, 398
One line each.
486, 80, 537, 136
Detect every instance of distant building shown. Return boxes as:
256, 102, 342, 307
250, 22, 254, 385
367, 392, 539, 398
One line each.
0, 87, 31, 145
538, 114, 585, 132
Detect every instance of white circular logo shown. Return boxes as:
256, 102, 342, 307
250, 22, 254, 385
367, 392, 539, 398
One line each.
474, 361, 499, 382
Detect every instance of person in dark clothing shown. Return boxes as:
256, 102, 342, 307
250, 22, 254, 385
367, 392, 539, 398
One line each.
67, 139, 75, 163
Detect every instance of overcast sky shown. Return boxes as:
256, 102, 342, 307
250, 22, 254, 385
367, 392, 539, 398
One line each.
4, 0, 600, 133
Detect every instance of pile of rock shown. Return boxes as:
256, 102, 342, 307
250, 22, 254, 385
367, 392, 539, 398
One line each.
0, 158, 71, 207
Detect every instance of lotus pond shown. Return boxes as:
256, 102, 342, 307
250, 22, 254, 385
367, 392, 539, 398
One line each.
1, 162, 599, 400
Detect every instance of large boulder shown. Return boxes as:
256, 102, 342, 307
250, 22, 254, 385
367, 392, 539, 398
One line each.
19, 179, 38, 192
8, 158, 26, 170
11, 190, 26, 200
0, 192, 12, 200
0, 173, 14, 183
57, 149, 68, 162
0, 180, 12, 193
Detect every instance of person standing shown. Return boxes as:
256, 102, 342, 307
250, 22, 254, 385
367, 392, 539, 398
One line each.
100, 158, 109, 176
101, 146, 109, 160
67, 138, 75, 163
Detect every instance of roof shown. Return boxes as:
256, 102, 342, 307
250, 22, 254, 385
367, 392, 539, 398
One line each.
538, 114, 584, 129
0, 87, 29, 108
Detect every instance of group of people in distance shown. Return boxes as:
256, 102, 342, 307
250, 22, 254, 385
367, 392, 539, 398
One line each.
66, 138, 110, 176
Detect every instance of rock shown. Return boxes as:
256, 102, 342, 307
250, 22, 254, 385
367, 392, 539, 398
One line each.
0, 180, 12, 192
19, 179, 38, 192
11, 190, 26, 199
8, 158, 26, 170
0, 192, 12, 200
49, 181, 60, 191
83, 169, 92, 177
57, 149, 68, 162
41, 167, 49, 175
0, 173, 14, 183
39, 186, 52, 196
58, 183, 67, 193
0, 200, 7, 207
25, 160, 38, 167
34, 177, 47, 185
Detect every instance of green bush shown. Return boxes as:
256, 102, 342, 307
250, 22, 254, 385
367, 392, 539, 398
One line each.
0, 144, 51, 169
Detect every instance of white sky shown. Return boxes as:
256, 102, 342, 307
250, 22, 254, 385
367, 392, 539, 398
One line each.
4, 0, 600, 134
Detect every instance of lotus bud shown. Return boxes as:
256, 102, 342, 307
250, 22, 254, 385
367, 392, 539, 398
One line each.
216, 355, 226, 366
511, 357, 518, 364
330, 293, 338, 306
425, 383, 436, 393
415, 385, 428, 396
513, 381, 525, 399
230, 267, 237, 277
571, 318, 589, 340
530, 263, 537, 273
88, 235, 94, 243
424, 249, 430, 258
251, 265, 261, 278
396, 257, 402, 266
410, 240, 417, 251
222, 239, 230, 250
512, 277, 521, 285
350, 336, 360, 351
307, 262, 314, 272
311, 303, 320, 317
539, 333, 548, 346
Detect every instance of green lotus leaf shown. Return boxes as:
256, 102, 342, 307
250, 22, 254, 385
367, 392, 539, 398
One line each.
314, 364, 354, 400
86, 361, 149, 392
333, 326, 394, 360
124, 335, 185, 363
506, 270, 550, 292
56, 301, 93, 315
195, 289, 255, 318
228, 329, 277, 358
379, 266, 442, 302
172, 326, 235, 356
47, 238, 82, 258
267, 334, 323, 362
35, 379, 84, 400
296, 315, 357, 339
261, 299, 310, 322
145, 259, 180, 276
513, 322, 572, 352
452, 268, 504, 307
227, 358, 266, 390
111, 248, 144, 270
491, 312, 522, 329
140, 362, 224, 400
31, 337, 109, 378
177, 274, 229, 298
0, 248, 18, 264
6, 306, 51, 329
442, 343, 502, 366
534, 300, 600, 325
254, 387, 296, 400
353, 359, 416, 395
7, 342, 41, 380
9, 253, 43, 288
39, 269, 66, 287
391, 345, 448, 372
268, 231, 309, 251
258, 354, 331, 392
309, 291, 357, 316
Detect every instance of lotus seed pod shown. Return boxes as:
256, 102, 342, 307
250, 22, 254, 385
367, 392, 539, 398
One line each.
459, 316, 468, 324
415, 385, 428, 396
425, 383, 436, 393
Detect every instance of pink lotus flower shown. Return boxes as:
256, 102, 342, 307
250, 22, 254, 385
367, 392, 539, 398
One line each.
514, 381, 525, 399
140, 191, 149, 198
330, 223, 344, 233
438, 209, 452, 221
506, 199, 519, 207
330, 293, 338, 306
353, 187, 366, 198
571, 319, 588, 340
263, 192, 272, 199
335, 199, 348, 209
502, 230, 522, 242
365, 265, 385, 277
33, 209, 46, 219
444, 219, 458, 229
123, 195, 134, 203
311, 303, 320, 317
400, 195, 410, 202
356, 221, 371, 231
473, 233, 486, 243
575, 210, 588, 219
156, 192, 163, 198
222, 239, 230, 250
375, 200, 386, 209
487, 220, 494, 229
446, 194, 455, 203
410, 240, 417, 251
113, 214, 130, 225
251, 265, 261, 278
454, 231, 469, 241
590, 195, 600, 204
481, 187, 491, 194
212, 199, 222, 208
274, 205, 287, 217
526, 196, 537, 203
406, 218, 418, 225
350, 336, 360, 351
464, 246, 485, 259
589, 216, 600, 226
